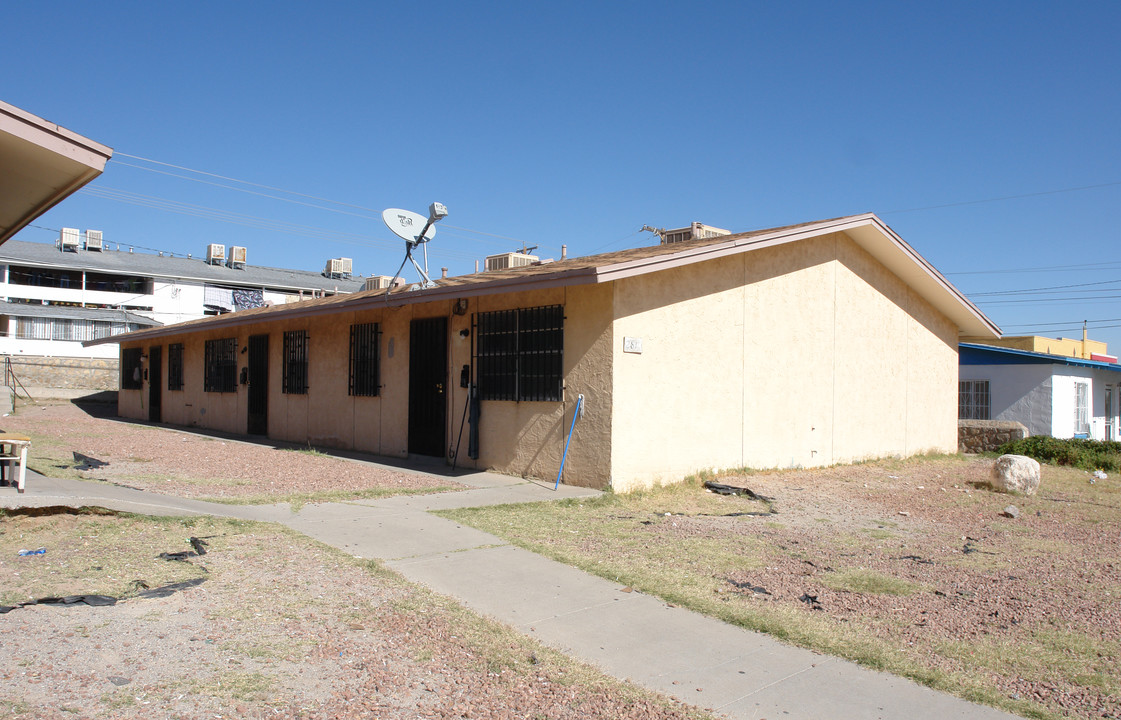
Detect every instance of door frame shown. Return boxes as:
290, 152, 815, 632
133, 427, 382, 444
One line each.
148, 345, 162, 422
247, 334, 269, 435
408, 316, 448, 457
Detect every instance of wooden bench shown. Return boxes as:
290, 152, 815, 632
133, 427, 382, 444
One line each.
0, 433, 31, 493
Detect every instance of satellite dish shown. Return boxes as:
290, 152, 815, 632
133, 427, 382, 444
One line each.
381, 203, 448, 294
383, 208, 437, 245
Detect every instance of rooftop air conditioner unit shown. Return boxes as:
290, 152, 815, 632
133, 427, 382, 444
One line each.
59, 228, 80, 252
85, 229, 104, 251
206, 243, 225, 265
660, 222, 731, 245
484, 252, 538, 271
227, 246, 247, 268
325, 257, 353, 279
364, 275, 397, 291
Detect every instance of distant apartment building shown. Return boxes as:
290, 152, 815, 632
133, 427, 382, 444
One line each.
0, 231, 365, 390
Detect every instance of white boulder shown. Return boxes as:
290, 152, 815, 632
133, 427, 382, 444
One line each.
989, 454, 1041, 495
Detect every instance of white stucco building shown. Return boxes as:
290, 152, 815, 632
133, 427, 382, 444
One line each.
959, 343, 1121, 440
0, 235, 366, 360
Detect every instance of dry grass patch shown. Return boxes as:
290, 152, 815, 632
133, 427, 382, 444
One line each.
439, 455, 1121, 720
0, 509, 715, 720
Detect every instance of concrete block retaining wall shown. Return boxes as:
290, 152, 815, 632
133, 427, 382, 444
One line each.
2, 355, 119, 392
958, 419, 1029, 453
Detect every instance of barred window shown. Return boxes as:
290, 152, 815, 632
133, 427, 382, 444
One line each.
204, 338, 238, 393
121, 347, 143, 390
477, 305, 563, 402
167, 343, 184, 391
283, 330, 309, 394
958, 380, 990, 420
1074, 380, 1090, 436
349, 322, 380, 397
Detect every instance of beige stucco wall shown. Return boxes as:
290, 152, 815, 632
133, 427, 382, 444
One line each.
114, 283, 616, 488
116, 231, 958, 493
608, 232, 958, 492
469, 283, 613, 488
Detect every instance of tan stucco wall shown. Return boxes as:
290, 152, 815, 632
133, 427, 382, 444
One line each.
116, 231, 957, 493
114, 283, 616, 488
608, 232, 958, 492
470, 283, 613, 488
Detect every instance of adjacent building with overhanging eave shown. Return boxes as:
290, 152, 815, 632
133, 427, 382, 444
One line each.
88, 213, 1001, 492
959, 342, 1121, 441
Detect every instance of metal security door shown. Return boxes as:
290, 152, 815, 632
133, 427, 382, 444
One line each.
148, 346, 161, 422
408, 317, 447, 457
247, 334, 269, 435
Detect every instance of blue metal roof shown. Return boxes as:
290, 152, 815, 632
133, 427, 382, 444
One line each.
959, 343, 1121, 373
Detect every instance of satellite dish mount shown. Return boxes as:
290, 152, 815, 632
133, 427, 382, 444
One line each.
383, 202, 448, 293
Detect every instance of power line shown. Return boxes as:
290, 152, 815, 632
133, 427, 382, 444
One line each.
112, 152, 550, 252
1002, 317, 1121, 328
968, 279, 1121, 297
946, 260, 1121, 276
977, 291, 1121, 302
111, 159, 382, 221
884, 179, 1121, 215
77, 186, 481, 261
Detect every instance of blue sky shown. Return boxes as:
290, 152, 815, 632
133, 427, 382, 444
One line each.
4, 1, 1120, 348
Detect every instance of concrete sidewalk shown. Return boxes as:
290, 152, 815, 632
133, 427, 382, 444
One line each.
1, 470, 1017, 720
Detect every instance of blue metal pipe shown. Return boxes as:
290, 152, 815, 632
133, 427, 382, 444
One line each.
555, 394, 584, 490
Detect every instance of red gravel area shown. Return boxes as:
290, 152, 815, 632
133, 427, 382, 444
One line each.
6, 402, 462, 500
671, 459, 1120, 718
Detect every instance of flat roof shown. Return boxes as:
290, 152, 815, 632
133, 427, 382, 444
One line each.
0, 239, 367, 294
89, 213, 1002, 346
0, 101, 113, 245
960, 343, 1121, 373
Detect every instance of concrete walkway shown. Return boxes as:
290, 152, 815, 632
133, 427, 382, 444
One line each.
2, 471, 1017, 720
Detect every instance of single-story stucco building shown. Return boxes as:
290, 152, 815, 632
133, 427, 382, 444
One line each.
89, 213, 1000, 492
959, 342, 1121, 440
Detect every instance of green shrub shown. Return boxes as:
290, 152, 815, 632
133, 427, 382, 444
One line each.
998, 435, 1121, 471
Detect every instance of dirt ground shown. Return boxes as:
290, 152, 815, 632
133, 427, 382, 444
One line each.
711, 460, 1120, 717
0, 510, 709, 720
0, 402, 712, 719
5, 402, 461, 501
3, 402, 1119, 719
446, 457, 1119, 719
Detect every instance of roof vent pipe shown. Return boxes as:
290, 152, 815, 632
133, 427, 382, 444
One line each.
474, 260, 479, 273
441, 267, 448, 279
561, 244, 567, 260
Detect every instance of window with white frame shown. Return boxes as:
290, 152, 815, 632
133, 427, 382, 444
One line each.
1074, 380, 1090, 436
14, 317, 136, 341
959, 380, 990, 420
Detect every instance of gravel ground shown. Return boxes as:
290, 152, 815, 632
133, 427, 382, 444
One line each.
0, 510, 711, 720
0, 400, 713, 719
634, 460, 1121, 719
441, 456, 1120, 719
6, 402, 461, 501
